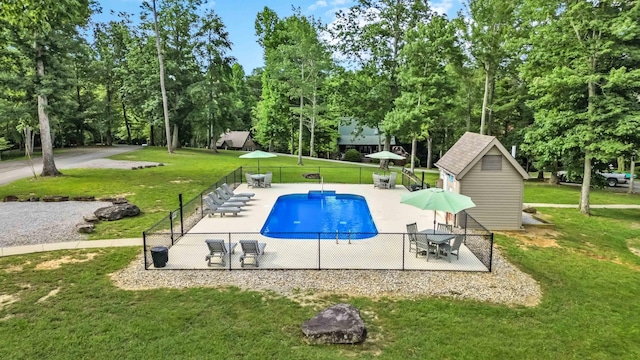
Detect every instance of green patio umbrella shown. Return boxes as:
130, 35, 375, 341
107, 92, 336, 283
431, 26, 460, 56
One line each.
239, 150, 276, 172
400, 188, 476, 232
365, 151, 405, 173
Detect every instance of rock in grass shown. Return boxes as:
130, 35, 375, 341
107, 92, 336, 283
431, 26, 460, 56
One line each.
94, 204, 140, 221
76, 223, 95, 234
301, 303, 367, 344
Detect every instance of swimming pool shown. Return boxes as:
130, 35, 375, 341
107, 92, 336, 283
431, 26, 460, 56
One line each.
260, 191, 378, 239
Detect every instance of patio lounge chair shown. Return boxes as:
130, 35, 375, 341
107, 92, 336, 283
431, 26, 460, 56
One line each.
263, 172, 272, 187
222, 183, 255, 198
437, 223, 453, 233
207, 193, 246, 208
245, 173, 257, 188
203, 198, 242, 217
239, 240, 266, 267
438, 235, 464, 262
205, 239, 237, 266
216, 187, 250, 203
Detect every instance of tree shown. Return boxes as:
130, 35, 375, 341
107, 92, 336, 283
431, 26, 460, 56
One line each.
521, 0, 640, 215
331, 0, 432, 167
1, 0, 94, 176
461, 0, 518, 136
149, 0, 172, 153
385, 15, 458, 173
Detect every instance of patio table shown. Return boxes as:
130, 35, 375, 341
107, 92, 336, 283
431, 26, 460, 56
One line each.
418, 230, 455, 260
251, 174, 265, 187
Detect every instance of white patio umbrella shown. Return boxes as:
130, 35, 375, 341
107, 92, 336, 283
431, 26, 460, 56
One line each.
239, 150, 276, 172
400, 188, 476, 232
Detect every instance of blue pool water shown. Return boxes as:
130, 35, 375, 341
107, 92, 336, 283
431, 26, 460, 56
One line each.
260, 191, 378, 239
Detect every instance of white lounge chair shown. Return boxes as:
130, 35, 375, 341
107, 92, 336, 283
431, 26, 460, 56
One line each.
216, 187, 250, 203
239, 240, 266, 267
205, 239, 237, 266
203, 197, 241, 217
207, 193, 246, 208
222, 183, 254, 198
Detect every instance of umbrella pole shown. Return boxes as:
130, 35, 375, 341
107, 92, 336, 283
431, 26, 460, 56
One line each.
433, 210, 436, 233
258, 160, 260, 173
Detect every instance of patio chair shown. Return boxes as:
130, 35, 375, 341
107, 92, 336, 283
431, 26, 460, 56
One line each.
407, 223, 437, 259
216, 187, 250, 203
222, 183, 255, 198
437, 223, 453, 233
245, 173, 257, 188
207, 193, 246, 208
373, 174, 382, 189
388, 172, 397, 189
203, 197, 241, 217
205, 239, 237, 266
438, 235, 464, 262
239, 240, 266, 267
263, 172, 273, 187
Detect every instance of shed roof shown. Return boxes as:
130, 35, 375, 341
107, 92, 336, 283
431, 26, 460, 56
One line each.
216, 131, 250, 148
435, 132, 529, 180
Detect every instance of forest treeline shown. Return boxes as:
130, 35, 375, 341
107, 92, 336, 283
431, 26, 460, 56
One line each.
0, 0, 639, 214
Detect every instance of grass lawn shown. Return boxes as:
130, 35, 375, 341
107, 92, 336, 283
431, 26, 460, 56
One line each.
1, 207, 639, 359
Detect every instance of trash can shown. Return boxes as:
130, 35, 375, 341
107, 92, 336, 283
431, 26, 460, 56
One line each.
150, 246, 168, 268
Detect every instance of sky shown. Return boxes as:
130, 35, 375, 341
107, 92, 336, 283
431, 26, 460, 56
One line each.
95, 0, 463, 73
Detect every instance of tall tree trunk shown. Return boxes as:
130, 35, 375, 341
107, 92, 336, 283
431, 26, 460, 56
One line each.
628, 158, 636, 194
152, 0, 173, 154
106, 87, 113, 146
121, 94, 132, 144
171, 124, 179, 150
480, 66, 493, 135
309, 89, 316, 157
426, 137, 433, 169
36, 44, 60, 177
410, 135, 417, 173
580, 151, 591, 215
149, 124, 155, 146
297, 95, 304, 165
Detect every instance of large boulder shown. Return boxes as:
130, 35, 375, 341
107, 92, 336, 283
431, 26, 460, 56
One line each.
94, 204, 140, 221
301, 303, 367, 344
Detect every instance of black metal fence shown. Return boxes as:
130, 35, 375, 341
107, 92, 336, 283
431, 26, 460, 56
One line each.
143, 229, 493, 271
142, 166, 493, 271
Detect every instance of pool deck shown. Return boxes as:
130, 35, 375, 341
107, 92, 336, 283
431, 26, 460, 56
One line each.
160, 183, 488, 271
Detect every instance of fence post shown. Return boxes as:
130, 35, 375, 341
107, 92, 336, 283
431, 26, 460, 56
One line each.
279, 167, 282, 183
143, 231, 148, 270
318, 233, 321, 270
359, 167, 362, 184
489, 233, 494, 272
179, 193, 184, 236
402, 233, 405, 270
169, 211, 174, 245
229, 233, 232, 271
318, 167, 321, 183
421, 172, 425, 188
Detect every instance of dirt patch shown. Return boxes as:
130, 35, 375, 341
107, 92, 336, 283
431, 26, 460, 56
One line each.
500, 227, 562, 249
37, 288, 61, 303
3, 261, 31, 273
0, 294, 19, 311
35, 253, 100, 270
170, 179, 193, 184
629, 222, 640, 230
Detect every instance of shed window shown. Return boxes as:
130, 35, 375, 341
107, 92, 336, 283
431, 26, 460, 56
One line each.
481, 155, 502, 170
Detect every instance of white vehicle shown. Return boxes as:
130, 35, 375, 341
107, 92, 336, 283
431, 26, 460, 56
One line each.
596, 171, 636, 187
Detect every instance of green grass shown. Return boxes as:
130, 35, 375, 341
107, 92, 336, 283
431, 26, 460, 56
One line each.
524, 181, 640, 204
2, 147, 640, 358
0, 147, 438, 239
1, 207, 640, 358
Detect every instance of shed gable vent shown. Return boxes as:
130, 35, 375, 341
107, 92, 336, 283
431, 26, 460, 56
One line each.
481, 155, 502, 170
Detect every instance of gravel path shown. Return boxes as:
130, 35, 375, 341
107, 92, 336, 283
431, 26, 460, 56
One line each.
0, 201, 113, 247
110, 247, 542, 307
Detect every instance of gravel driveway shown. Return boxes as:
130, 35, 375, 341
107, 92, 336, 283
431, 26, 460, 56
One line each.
0, 158, 161, 248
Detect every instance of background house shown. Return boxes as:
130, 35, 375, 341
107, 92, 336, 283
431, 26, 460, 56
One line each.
435, 132, 529, 230
216, 131, 255, 151
337, 120, 395, 156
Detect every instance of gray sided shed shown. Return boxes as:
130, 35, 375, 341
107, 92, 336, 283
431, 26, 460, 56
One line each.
435, 132, 529, 230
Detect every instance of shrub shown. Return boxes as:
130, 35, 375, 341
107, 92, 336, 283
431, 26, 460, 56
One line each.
403, 156, 420, 168
343, 149, 362, 162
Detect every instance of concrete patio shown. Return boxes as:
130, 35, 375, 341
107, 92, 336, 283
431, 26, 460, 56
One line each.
154, 183, 490, 271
